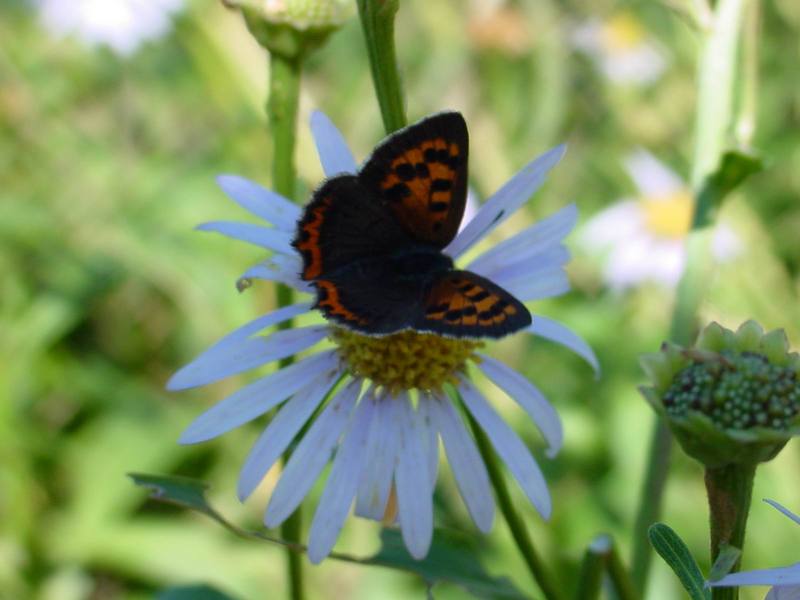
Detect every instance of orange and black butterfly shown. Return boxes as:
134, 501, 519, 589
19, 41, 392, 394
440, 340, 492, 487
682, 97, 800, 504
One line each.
292, 112, 531, 338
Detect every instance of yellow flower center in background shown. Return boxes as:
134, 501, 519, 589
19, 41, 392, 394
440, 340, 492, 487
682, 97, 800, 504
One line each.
331, 328, 483, 394
602, 13, 646, 52
642, 191, 693, 239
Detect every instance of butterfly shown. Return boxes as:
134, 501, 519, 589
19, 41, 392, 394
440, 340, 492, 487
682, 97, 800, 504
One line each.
292, 112, 532, 339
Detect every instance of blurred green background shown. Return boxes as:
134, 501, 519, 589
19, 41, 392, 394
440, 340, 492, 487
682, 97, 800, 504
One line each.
2, 0, 800, 598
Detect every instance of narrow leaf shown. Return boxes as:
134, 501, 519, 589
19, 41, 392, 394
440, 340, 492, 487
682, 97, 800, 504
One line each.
155, 585, 240, 600
649, 523, 711, 600
695, 150, 763, 227
364, 529, 527, 599
131, 473, 527, 599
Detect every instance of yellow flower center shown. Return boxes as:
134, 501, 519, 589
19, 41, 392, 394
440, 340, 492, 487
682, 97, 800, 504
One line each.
642, 191, 693, 239
602, 13, 646, 53
331, 328, 483, 394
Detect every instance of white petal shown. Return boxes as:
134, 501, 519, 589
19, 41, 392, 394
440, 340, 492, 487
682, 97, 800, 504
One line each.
355, 390, 398, 520
767, 586, 800, 600
178, 351, 340, 444
445, 144, 566, 259
264, 378, 362, 528
477, 355, 563, 458
477, 245, 571, 284
394, 392, 433, 559
196, 221, 294, 255
417, 395, 439, 489
624, 149, 684, 198
467, 203, 578, 276
709, 564, 800, 588
307, 392, 375, 563
170, 325, 328, 391
238, 254, 312, 293
579, 200, 643, 250
216, 174, 300, 232
237, 373, 337, 500
459, 378, 551, 519
500, 268, 571, 303
167, 302, 313, 390
527, 315, 600, 375
310, 111, 358, 177
428, 393, 494, 532
765, 499, 800, 527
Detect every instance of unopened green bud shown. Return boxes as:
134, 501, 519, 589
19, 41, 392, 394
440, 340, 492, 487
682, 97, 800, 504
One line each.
640, 321, 800, 468
224, 0, 353, 58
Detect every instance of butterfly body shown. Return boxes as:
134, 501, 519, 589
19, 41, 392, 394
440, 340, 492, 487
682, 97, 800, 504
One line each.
292, 112, 532, 339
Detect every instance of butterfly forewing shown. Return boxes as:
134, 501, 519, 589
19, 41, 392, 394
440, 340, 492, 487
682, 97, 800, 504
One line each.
416, 271, 532, 338
293, 175, 412, 281
359, 112, 468, 249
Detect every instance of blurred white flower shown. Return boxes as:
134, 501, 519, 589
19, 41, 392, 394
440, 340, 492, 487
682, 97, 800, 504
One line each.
580, 149, 741, 291
38, 0, 182, 56
572, 12, 667, 85
708, 500, 800, 599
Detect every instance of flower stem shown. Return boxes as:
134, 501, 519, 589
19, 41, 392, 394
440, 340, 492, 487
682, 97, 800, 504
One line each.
630, 419, 673, 594
356, 0, 407, 134
705, 463, 756, 600
268, 52, 302, 332
576, 535, 640, 600
465, 410, 564, 600
735, 0, 759, 148
267, 51, 304, 600
630, 0, 748, 592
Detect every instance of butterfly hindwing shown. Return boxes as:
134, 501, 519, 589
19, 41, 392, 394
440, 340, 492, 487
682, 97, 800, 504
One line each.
359, 112, 468, 249
312, 258, 427, 335
416, 270, 532, 338
293, 175, 412, 281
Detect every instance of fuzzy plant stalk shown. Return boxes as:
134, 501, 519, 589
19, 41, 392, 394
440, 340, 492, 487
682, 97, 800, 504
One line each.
630, 0, 749, 592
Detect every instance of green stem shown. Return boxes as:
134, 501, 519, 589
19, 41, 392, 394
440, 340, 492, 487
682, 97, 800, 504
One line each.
574, 540, 604, 600
705, 463, 756, 600
465, 410, 564, 600
630, 0, 748, 592
691, 0, 747, 188
630, 419, 673, 594
267, 51, 301, 340
356, 0, 407, 133
735, 0, 759, 148
578, 534, 640, 600
267, 51, 304, 600
605, 537, 641, 600
268, 52, 301, 203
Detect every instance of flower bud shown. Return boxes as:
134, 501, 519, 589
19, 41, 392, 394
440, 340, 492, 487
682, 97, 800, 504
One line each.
640, 321, 800, 468
224, 0, 353, 58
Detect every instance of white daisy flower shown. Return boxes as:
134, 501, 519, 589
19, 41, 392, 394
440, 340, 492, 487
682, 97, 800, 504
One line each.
708, 500, 800, 599
168, 111, 599, 563
580, 149, 741, 291
572, 12, 667, 85
38, 0, 182, 56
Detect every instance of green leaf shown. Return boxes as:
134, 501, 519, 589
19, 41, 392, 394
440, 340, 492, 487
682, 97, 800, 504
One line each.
708, 544, 742, 582
695, 150, 764, 228
648, 523, 711, 600
155, 584, 240, 600
364, 529, 527, 599
129, 473, 217, 518
130, 473, 527, 599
